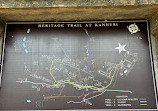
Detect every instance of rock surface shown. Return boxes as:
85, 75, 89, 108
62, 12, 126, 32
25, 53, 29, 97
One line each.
0, 0, 157, 8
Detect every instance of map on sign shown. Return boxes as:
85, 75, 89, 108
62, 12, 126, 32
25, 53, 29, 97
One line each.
0, 21, 157, 110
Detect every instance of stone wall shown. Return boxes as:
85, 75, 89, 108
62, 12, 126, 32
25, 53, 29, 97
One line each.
0, 0, 157, 22
0, 0, 157, 8
150, 14, 158, 88
0, 21, 5, 63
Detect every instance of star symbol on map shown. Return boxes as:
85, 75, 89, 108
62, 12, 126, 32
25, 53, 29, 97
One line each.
115, 43, 127, 54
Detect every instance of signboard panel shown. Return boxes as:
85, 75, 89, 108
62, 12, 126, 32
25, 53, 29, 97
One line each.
0, 21, 157, 110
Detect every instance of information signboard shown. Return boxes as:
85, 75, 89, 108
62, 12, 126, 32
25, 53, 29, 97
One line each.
0, 21, 157, 110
